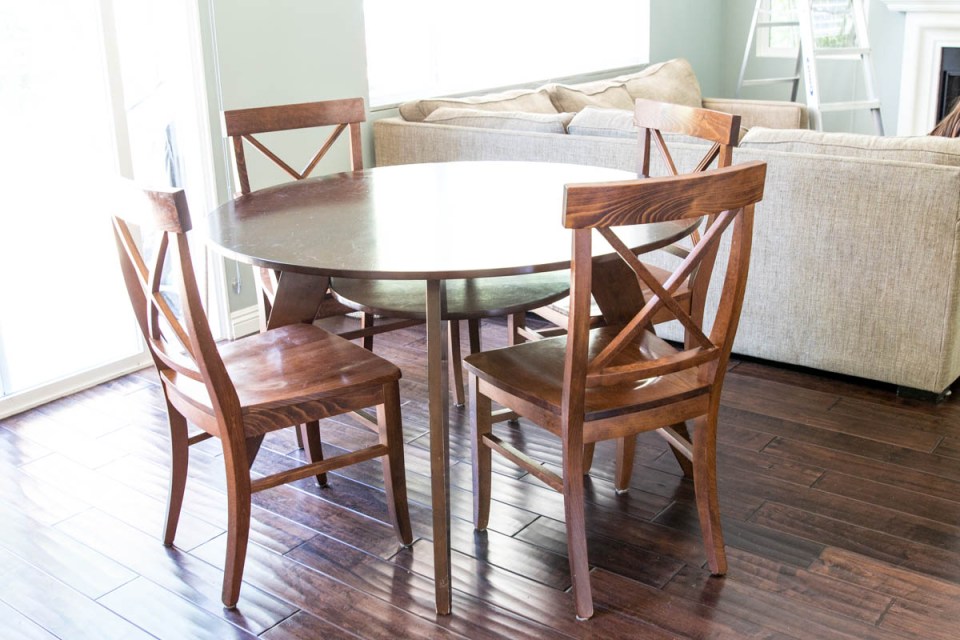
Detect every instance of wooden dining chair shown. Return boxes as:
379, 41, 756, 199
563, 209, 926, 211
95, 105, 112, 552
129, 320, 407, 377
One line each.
464, 161, 767, 619
111, 182, 412, 608
222, 97, 486, 405
528, 98, 743, 488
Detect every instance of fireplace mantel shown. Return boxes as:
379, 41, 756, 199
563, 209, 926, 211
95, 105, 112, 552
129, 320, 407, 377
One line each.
881, 0, 960, 134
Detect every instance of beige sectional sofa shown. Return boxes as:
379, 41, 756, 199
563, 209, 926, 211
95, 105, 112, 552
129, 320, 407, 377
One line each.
372, 60, 960, 398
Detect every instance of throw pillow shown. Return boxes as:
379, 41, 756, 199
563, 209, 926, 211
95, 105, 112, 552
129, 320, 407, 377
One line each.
424, 108, 575, 134
398, 88, 558, 122
546, 81, 635, 113
613, 58, 702, 108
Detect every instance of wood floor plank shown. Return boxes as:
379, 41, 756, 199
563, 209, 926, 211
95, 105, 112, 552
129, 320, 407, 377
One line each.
261, 610, 364, 640
286, 534, 579, 640
751, 502, 960, 582
0, 499, 136, 598
661, 563, 913, 640
0, 600, 59, 640
56, 508, 297, 636
0, 547, 154, 640
189, 535, 469, 639
19, 452, 224, 551
401, 535, 682, 639
98, 577, 261, 640
721, 376, 943, 451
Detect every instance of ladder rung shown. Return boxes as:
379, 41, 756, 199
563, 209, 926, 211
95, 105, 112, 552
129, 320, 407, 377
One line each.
813, 47, 871, 59
741, 77, 801, 87
757, 20, 799, 28
817, 100, 881, 113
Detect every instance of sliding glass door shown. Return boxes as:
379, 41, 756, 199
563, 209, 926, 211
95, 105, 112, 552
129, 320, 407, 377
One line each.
0, 0, 216, 418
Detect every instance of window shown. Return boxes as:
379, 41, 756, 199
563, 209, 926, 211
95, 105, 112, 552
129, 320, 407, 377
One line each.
0, 0, 215, 418
363, 1, 650, 106
757, 0, 860, 58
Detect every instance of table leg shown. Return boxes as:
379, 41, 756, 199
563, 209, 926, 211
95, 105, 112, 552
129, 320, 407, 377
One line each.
265, 272, 329, 329
425, 279, 452, 615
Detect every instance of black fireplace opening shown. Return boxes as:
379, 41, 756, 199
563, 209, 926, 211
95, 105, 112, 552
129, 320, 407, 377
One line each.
938, 48, 960, 121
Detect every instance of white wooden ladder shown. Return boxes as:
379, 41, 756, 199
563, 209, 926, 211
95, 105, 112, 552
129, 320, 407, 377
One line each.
736, 0, 883, 134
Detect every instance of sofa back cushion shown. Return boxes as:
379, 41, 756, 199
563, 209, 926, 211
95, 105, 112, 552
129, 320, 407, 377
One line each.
398, 87, 558, 122
612, 58, 702, 108
424, 108, 575, 133
740, 127, 960, 166
546, 80, 635, 112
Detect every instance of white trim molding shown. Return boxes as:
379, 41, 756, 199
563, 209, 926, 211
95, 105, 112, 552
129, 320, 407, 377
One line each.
230, 305, 261, 339
882, 1, 960, 134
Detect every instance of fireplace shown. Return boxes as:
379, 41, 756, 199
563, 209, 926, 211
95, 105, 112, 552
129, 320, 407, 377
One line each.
883, 1, 960, 134
938, 48, 960, 120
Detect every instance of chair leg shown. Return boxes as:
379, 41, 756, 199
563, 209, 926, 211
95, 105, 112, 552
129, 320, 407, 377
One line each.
163, 402, 189, 547
467, 318, 482, 353
668, 421, 695, 479
692, 413, 726, 575
361, 312, 375, 351
562, 428, 594, 620
469, 373, 493, 530
581, 443, 596, 476
220, 437, 253, 609
614, 436, 636, 493
449, 320, 466, 407
507, 312, 524, 345
378, 382, 412, 546
300, 421, 327, 487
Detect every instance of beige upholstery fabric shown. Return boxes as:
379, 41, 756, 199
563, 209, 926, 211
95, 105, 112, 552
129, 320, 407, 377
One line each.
397, 88, 557, 122
741, 127, 960, 166
424, 108, 575, 133
566, 106, 746, 146
545, 81, 635, 112
702, 98, 808, 130
613, 58, 702, 108
373, 115, 960, 393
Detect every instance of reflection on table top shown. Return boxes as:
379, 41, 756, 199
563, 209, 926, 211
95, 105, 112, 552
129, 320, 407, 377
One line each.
206, 161, 697, 280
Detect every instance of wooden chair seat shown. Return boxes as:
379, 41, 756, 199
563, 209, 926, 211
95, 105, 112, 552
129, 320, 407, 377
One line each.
330, 272, 571, 320
166, 323, 400, 436
465, 326, 711, 431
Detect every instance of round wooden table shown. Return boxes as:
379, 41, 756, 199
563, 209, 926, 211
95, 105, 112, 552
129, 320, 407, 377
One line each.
207, 160, 698, 615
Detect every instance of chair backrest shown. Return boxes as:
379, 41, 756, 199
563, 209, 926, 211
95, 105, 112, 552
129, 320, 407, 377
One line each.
222, 97, 366, 195
111, 183, 240, 429
634, 97, 741, 178
561, 161, 766, 403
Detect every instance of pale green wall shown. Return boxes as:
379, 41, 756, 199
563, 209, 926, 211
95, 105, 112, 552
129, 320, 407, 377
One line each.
721, 0, 904, 134
201, 0, 909, 312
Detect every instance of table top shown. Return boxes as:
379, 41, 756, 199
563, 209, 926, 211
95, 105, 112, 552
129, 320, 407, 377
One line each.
206, 161, 698, 280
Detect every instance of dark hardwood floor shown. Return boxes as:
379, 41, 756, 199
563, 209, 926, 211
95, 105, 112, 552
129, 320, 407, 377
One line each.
2, 317, 960, 639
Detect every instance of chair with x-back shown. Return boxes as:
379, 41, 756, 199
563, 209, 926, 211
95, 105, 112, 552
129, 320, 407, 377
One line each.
222, 97, 494, 406
111, 181, 412, 608
464, 161, 767, 619
528, 98, 743, 489
222, 97, 383, 344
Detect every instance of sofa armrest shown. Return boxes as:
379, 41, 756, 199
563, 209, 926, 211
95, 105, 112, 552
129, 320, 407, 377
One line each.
702, 97, 808, 130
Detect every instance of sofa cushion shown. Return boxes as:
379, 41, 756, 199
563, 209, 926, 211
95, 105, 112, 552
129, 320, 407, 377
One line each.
546, 81, 635, 113
398, 87, 558, 122
566, 107, 636, 138
613, 58, 702, 108
740, 128, 960, 166
567, 106, 746, 145
424, 108, 575, 133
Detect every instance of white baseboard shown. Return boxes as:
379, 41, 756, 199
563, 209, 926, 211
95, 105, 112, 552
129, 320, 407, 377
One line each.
230, 305, 261, 339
